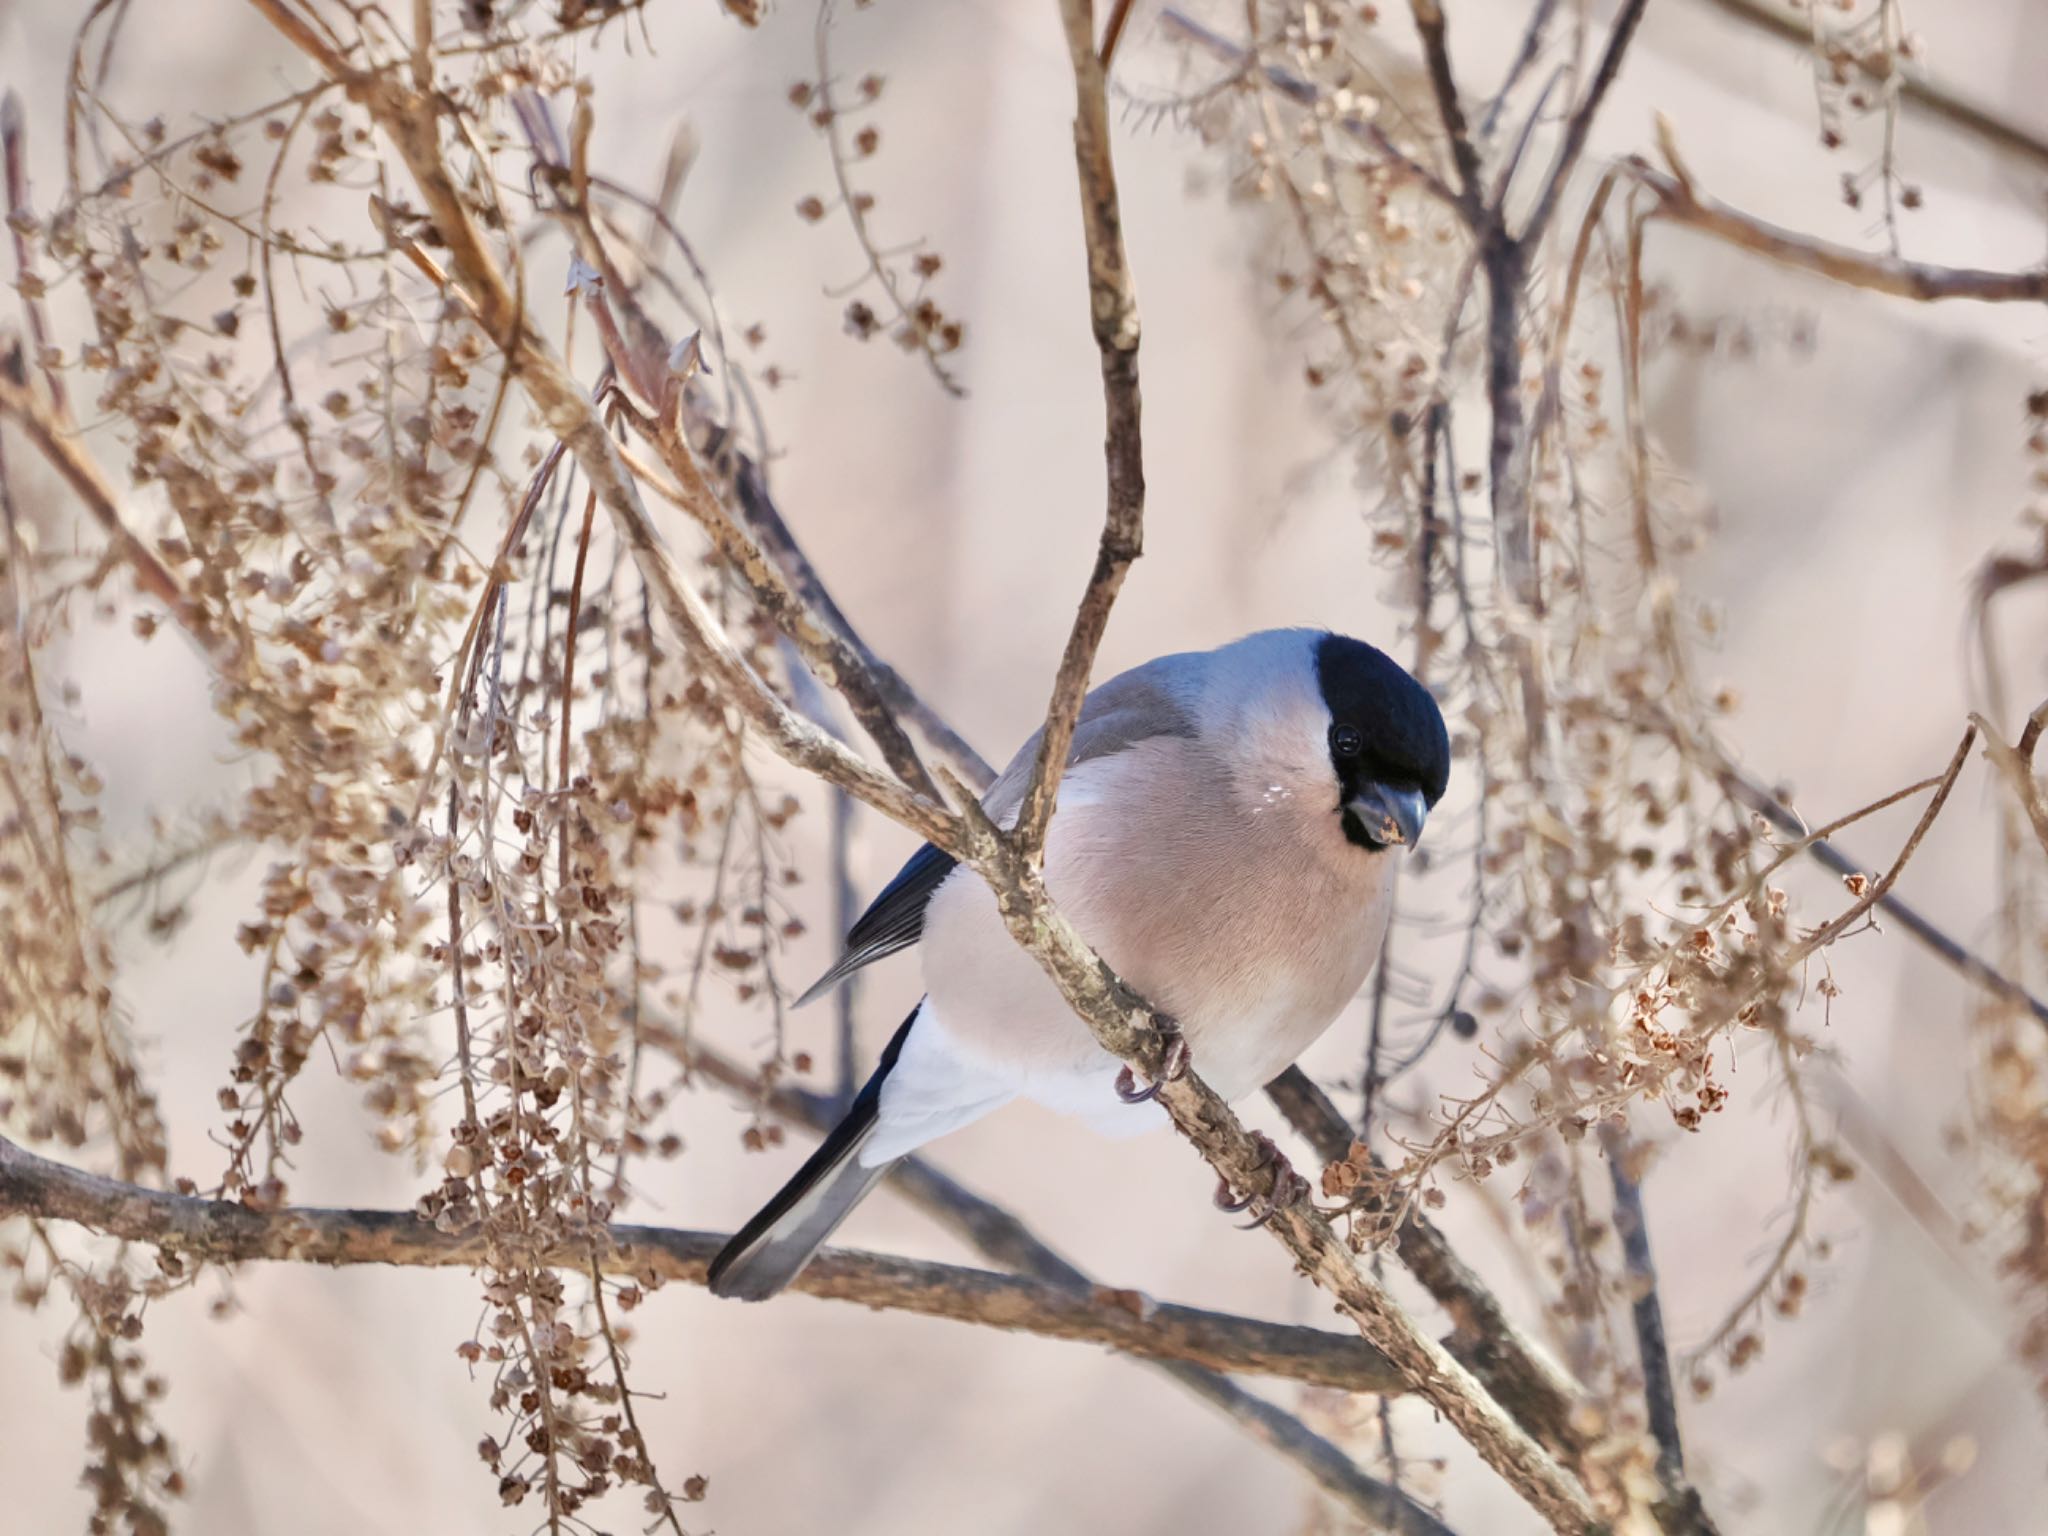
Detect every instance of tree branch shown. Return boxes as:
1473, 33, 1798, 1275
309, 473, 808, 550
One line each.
1975, 702, 2048, 863
0, 1128, 1411, 1394
5, 1102, 1467, 1535
725, 446, 996, 790
1628, 158, 2048, 303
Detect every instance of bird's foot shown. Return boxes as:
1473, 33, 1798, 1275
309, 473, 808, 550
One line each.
1213, 1131, 1309, 1228
1113, 1016, 1188, 1105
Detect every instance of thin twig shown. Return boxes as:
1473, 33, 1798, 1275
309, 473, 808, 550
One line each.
1521, 0, 1651, 246
1481, 0, 1561, 142
1699, 732, 2048, 1027
1012, 0, 1148, 863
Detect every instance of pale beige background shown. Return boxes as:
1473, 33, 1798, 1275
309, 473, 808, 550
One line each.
2, 0, 2046, 1532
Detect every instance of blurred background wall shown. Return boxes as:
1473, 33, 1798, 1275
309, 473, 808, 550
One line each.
2, 0, 2046, 1531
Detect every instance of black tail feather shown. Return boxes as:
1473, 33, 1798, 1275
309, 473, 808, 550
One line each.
706, 1008, 916, 1301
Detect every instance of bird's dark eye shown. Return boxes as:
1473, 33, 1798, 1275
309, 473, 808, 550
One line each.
1329, 723, 1364, 759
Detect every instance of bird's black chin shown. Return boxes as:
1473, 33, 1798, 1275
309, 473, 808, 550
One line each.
1339, 808, 1391, 852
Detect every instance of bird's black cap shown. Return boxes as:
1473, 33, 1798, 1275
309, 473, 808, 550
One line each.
1314, 632, 1451, 805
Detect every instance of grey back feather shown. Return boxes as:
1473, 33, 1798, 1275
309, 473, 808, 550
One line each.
794, 657, 1201, 1006
980, 656, 1201, 822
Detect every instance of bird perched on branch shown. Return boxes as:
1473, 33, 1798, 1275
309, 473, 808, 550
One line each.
709, 628, 1449, 1300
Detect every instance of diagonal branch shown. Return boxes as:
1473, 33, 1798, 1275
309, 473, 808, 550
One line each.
724, 447, 996, 789
1627, 158, 2048, 303
1693, 0, 2048, 173
0, 365, 221, 659
687, 1047, 1456, 1534
1266, 1067, 1591, 1458
1600, 1129, 1695, 1526
505, 96, 975, 800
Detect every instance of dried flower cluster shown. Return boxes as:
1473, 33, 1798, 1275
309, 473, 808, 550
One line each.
1801, 0, 1924, 243
792, 0, 967, 392
1, 0, 817, 1525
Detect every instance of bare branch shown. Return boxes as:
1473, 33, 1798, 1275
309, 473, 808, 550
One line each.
1406, 0, 1486, 219
1098, 0, 1138, 69
1974, 706, 2048, 863
723, 444, 996, 789
1629, 159, 2048, 303
0, 1128, 1412, 1394
1010, 0, 1148, 862
1601, 1129, 1694, 1520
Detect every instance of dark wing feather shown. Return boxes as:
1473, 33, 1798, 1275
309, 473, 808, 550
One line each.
792, 842, 959, 1008
792, 657, 1197, 1008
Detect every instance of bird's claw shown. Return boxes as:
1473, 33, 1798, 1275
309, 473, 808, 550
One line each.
1212, 1179, 1254, 1214
1114, 1016, 1188, 1104
1213, 1132, 1308, 1228
1114, 1065, 1158, 1104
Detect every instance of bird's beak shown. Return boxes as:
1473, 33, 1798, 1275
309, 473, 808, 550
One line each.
1348, 783, 1429, 849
